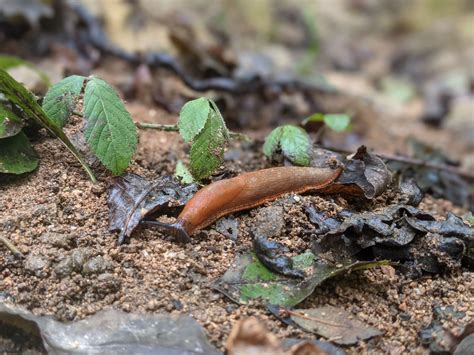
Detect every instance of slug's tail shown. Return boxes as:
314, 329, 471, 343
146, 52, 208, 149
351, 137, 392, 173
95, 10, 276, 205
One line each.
141, 219, 191, 243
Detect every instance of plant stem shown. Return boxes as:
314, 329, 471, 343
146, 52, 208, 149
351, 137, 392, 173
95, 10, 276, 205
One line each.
0, 236, 23, 258
135, 122, 179, 131
135, 122, 251, 141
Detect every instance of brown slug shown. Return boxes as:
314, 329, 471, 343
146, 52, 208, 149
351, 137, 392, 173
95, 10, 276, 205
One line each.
144, 166, 342, 242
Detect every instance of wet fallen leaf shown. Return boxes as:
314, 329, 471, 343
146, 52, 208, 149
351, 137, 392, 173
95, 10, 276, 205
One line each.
212, 251, 389, 307
289, 306, 382, 345
312, 146, 392, 199
108, 173, 197, 244
314, 205, 473, 272
0, 303, 220, 354
254, 235, 306, 278
420, 307, 473, 354
388, 139, 471, 208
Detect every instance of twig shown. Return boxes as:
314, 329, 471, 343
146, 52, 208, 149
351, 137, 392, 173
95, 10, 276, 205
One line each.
0, 236, 24, 258
135, 122, 251, 141
323, 145, 474, 182
70, 3, 334, 95
135, 122, 179, 131
377, 153, 474, 182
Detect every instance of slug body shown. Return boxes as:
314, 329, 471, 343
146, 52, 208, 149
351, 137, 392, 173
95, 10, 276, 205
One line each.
147, 166, 341, 242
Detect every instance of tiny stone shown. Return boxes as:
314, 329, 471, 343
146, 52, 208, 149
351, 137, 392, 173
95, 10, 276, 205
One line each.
54, 257, 74, 278
40, 232, 74, 249
71, 248, 92, 271
24, 255, 49, 276
82, 256, 109, 275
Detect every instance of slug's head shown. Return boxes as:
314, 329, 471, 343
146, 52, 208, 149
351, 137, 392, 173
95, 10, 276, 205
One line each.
141, 219, 191, 243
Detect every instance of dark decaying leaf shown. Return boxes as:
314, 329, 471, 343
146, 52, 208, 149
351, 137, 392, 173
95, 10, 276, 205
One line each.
289, 306, 382, 345
388, 139, 471, 208
108, 173, 198, 244
312, 146, 392, 198
420, 306, 474, 354
0, 303, 220, 354
304, 204, 342, 235
313, 205, 474, 272
399, 179, 424, 207
254, 236, 305, 278
212, 251, 389, 307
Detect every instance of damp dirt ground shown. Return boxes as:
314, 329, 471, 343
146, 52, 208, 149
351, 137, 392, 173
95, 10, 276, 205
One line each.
0, 102, 472, 354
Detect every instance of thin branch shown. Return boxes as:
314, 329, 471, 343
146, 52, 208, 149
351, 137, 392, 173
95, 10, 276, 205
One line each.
135, 122, 178, 131
323, 145, 474, 182
376, 153, 474, 182
70, 3, 334, 95
0, 236, 23, 258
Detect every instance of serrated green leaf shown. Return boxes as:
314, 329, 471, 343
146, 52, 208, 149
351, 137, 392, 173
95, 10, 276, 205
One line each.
323, 114, 351, 132
189, 110, 227, 181
42, 75, 85, 128
178, 97, 211, 143
263, 126, 283, 158
0, 55, 50, 86
175, 160, 194, 184
83, 77, 137, 175
0, 131, 38, 174
0, 69, 95, 181
280, 125, 311, 166
0, 105, 23, 138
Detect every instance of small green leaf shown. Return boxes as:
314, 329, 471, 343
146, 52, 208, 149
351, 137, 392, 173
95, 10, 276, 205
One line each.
178, 97, 211, 143
83, 77, 137, 175
0, 131, 38, 174
302, 112, 325, 125
0, 105, 23, 138
263, 125, 311, 166
42, 75, 85, 128
189, 109, 227, 180
0, 54, 50, 86
303, 113, 352, 133
175, 160, 194, 184
263, 126, 283, 158
280, 125, 311, 166
323, 114, 351, 132
0, 69, 95, 181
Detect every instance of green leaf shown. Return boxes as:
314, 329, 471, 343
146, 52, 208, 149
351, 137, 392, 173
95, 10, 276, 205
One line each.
0, 54, 50, 86
175, 160, 194, 184
178, 97, 211, 143
0, 69, 95, 181
323, 114, 351, 132
42, 75, 85, 128
303, 113, 352, 132
83, 77, 137, 175
0, 131, 38, 174
263, 126, 283, 158
189, 109, 227, 180
280, 125, 311, 166
0, 105, 23, 138
212, 252, 390, 307
263, 125, 311, 166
